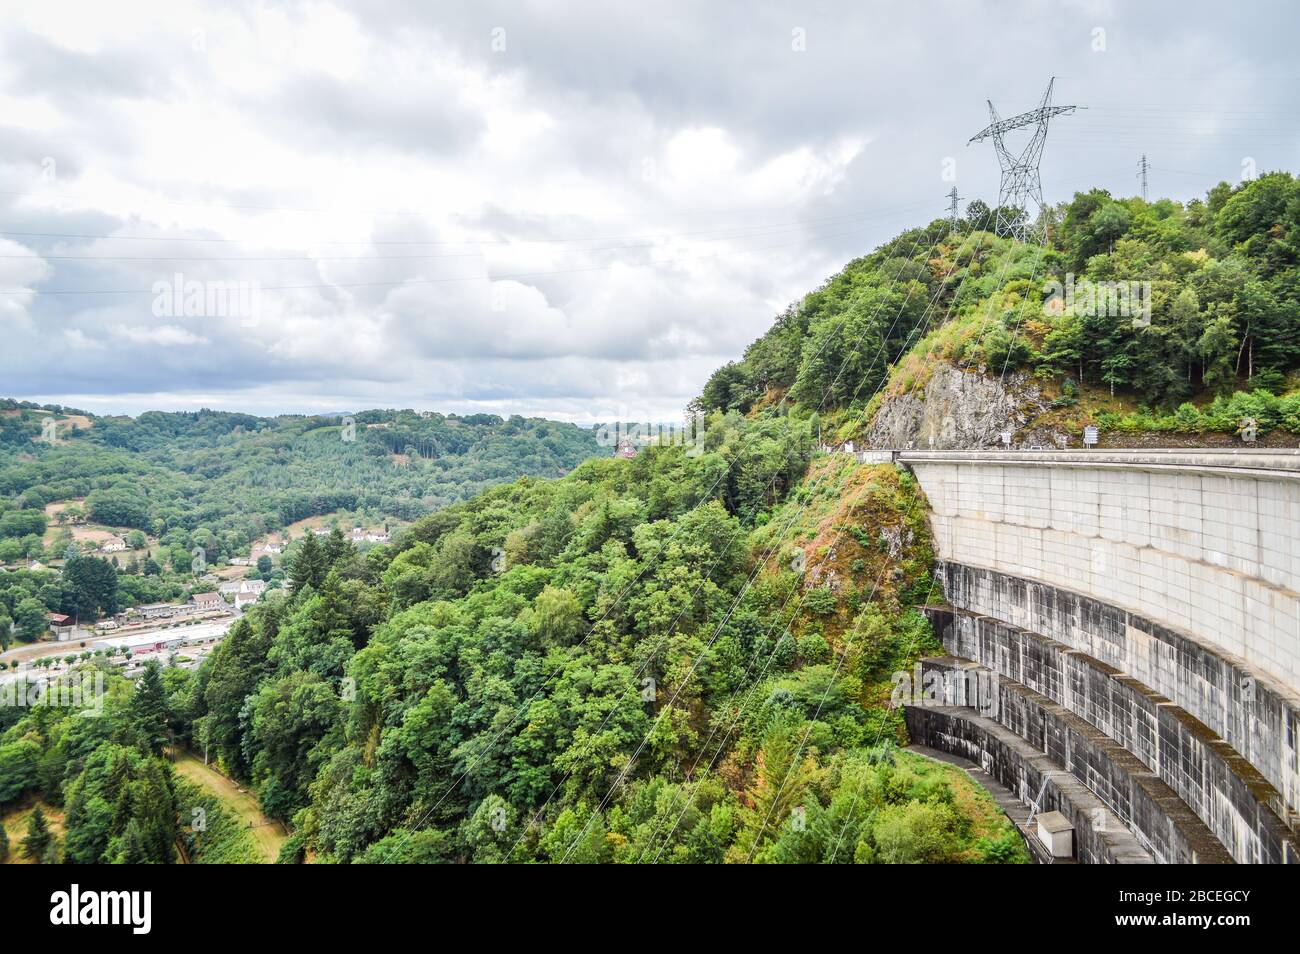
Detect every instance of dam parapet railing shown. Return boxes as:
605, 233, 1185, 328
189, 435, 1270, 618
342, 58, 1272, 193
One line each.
821, 446, 1300, 477
896, 447, 1300, 478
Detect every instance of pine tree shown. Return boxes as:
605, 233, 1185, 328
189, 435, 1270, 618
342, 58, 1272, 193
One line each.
40, 839, 61, 865
22, 806, 52, 860
130, 660, 170, 755
112, 818, 152, 864
323, 527, 351, 568
290, 532, 327, 592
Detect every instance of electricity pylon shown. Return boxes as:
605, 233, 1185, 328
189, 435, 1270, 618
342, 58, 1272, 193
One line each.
1137, 154, 1150, 201
968, 78, 1080, 244
945, 186, 963, 232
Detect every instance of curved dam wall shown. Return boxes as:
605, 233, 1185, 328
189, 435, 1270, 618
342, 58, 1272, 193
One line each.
904, 703, 1154, 864
899, 449, 1300, 854
926, 605, 1296, 863
911, 656, 1231, 863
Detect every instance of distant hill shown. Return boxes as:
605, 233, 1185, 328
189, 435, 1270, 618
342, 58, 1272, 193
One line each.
0, 402, 604, 556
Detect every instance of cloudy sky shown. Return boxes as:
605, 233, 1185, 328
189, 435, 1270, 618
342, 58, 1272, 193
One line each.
0, 0, 1296, 422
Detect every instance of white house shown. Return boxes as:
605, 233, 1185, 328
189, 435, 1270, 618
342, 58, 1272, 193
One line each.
223, 578, 268, 597
101, 537, 127, 553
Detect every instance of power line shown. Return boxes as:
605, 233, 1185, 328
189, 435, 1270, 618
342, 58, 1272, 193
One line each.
0, 203, 936, 263
0, 209, 926, 298
0, 199, 935, 250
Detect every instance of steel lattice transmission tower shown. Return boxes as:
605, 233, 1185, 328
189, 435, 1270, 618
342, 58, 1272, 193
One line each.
968, 78, 1080, 244
945, 186, 963, 232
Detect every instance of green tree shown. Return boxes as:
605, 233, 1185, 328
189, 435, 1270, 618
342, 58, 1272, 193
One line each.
131, 660, 171, 755
870, 800, 961, 864
14, 597, 48, 641
61, 554, 120, 620
22, 806, 53, 860
85, 486, 150, 529
531, 586, 583, 647
63, 743, 178, 864
290, 532, 327, 592
322, 527, 352, 567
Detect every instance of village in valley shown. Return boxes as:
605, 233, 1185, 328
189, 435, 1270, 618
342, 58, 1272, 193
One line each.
0, 516, 394, 695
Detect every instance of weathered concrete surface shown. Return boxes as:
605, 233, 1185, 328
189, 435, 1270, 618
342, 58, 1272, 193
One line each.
915, 656, 1233, 864
903, 702, 1153, 864
933, 563, 1300, 833
901, 450, 1300, 692
900, 449, 1300, 828
926, 605, 1298, 863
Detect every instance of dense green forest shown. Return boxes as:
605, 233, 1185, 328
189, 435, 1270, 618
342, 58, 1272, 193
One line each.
0, 405, 606, 649
698, 172, 1300, 439
0, 403, 603, 541
0, 404, 601, 566
10, 173, 1294, 864
2, 445, 1025, 863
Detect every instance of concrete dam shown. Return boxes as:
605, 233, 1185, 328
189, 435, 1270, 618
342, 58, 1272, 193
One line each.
895, 448, 1300, 864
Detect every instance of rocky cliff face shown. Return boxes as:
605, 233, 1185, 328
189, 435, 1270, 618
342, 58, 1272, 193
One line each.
865, 364, 1068, 449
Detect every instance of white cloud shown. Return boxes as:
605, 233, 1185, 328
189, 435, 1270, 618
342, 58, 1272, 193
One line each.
0, 0, 1294, 416
111, 324, 210, 346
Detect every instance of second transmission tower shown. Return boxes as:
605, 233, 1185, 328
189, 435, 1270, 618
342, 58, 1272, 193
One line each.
946, 186, 963, 232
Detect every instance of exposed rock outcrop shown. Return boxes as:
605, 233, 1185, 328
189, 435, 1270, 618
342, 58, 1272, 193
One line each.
866, 364, 1068, 449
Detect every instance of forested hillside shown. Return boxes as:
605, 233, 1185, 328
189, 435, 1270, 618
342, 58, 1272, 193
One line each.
0, 404, 603, 565
697, 172, 1300, 442
13, 173, 1293, 864
1, 422, 1026, 863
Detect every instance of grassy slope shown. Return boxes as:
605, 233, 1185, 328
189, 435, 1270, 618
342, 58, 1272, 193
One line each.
174, 752, 286, 862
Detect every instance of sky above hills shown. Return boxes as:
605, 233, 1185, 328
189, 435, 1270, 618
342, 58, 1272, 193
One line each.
0, 0, 1296, 422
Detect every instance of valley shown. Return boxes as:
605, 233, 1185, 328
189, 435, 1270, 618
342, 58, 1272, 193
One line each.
3, 172, 1298, 865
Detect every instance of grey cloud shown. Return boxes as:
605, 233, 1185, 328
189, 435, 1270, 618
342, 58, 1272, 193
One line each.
3, 28, 168, 103
0, 0, 1297, 417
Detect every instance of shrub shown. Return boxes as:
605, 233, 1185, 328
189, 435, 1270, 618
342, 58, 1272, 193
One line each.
803, 587, 838, 617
